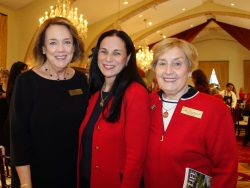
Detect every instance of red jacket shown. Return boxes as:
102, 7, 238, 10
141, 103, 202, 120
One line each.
144, 87, 238, 188
239, 91, 245, 100
77, 82, 150, 188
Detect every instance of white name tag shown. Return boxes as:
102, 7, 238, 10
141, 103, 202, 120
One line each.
181, 106, 203, 119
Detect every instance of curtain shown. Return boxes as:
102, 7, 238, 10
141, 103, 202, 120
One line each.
171, 21, 210, 42
148, 18, 250, 51
214, 20, 250, 51
199, 61, 228, 89
198, 61, 214, 84
0, 13, 7, 69
212, 61, 229, 89
244, 60, 250, 92
148, 20, 211, 49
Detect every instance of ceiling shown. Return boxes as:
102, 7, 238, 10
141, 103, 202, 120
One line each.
1, 0, 250, 49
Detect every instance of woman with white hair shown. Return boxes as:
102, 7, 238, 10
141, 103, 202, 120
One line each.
144, 38, 237, 188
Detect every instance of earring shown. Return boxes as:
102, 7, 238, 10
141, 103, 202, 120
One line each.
125, 54, 131, 66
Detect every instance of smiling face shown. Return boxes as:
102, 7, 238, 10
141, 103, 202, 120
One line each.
97, 36, 128, 84
155, 46, 190, 100
42, 24, 74, 71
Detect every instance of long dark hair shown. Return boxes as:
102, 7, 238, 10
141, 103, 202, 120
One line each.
192, 69, 210, 94
89, 29, 146, 122
6, 61, 28, 104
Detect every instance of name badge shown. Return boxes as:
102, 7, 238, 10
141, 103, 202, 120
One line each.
181, 106, 203, 119
68, 89, 83, 96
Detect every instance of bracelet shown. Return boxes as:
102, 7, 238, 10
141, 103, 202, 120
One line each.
20, 184, 31, 188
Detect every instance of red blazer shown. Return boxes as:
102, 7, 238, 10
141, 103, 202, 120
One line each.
144, 88, 238, 188
77, 82, 150, 188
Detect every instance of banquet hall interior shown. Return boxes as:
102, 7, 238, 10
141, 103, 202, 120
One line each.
1, 0, 250, 187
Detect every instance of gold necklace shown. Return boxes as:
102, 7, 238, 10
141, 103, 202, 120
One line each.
100, 90, 109, 107
162, 104, 177, 118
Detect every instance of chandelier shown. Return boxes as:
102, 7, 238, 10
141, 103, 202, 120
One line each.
39, 0, 88, 39
136, 41, 154, 71
136, 19, 153, 72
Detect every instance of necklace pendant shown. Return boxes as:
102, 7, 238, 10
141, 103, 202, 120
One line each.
100, 100, 104, 107
160, 134, 164, 142
163, 111, 169, 118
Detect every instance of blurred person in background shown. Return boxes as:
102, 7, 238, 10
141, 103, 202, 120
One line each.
191, 69, 210, 94
0, 69, 9, 146
219, 83, 237, 108
239, 87, 245, 101
3, 61, 28, 188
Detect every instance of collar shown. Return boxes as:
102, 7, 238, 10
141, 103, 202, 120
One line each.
157, 85, 198, 101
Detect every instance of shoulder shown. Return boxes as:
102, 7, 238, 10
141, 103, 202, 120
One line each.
219, 90, 224, 95
191, 92, 229, 112
196, 85, 209, 93
149, 91, 161, 105
123, 82, 149, 103
150, 90, 160, 99
231, 91, 236, 96
74, 69, 88, 79
126, 82, 148, 95
15, 70, 36, 84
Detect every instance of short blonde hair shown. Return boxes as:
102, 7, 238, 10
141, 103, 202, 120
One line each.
150, 38, 198, 71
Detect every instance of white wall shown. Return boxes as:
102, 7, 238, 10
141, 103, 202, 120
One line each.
193, 35, 250, 94
145, 33, 250, 94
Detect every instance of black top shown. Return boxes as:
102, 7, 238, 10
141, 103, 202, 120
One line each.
10, 69, 89, 188
80, 92, 108, 182
0, 85, 8, 146
223, 91, 233, 106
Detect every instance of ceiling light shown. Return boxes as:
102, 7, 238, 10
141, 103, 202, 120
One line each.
136, 19, 154, 72
39, 0, 88, 39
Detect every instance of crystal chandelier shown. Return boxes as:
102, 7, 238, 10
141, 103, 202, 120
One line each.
39, 0, 88, 39
136, 19, 153, 72
136, 41, 154, 71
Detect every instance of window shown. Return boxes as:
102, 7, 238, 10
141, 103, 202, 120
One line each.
209, 69, 219, 87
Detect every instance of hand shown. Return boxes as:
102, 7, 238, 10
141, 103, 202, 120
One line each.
0, 92, 6, 98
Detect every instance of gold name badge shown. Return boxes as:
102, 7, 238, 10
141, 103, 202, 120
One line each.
68, 89, 83, 96
181, 106, 203, 119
